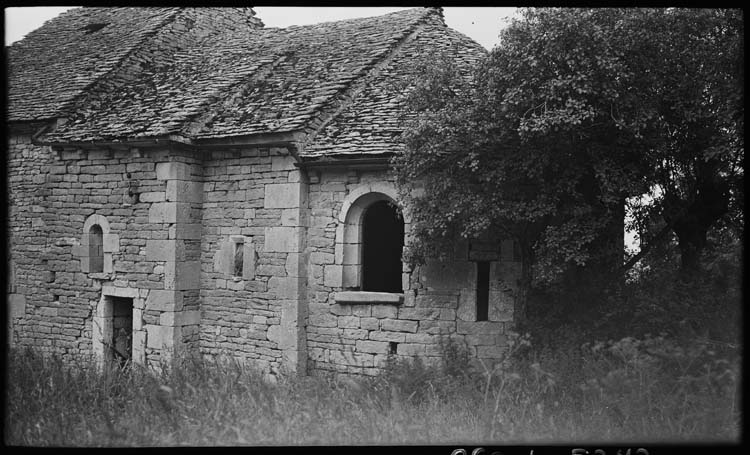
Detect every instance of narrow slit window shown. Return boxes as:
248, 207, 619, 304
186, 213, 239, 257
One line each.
233, 241, 244, 277
476, 261, 490, 321
89, 225, 104, 273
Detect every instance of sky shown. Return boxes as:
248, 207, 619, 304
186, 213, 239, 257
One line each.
4, 6, 518, 49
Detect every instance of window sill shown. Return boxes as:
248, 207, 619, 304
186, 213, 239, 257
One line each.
334, 291, 404, 305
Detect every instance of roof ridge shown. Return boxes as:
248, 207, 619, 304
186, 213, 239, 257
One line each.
276, 7, 436, 30
295, 8, 443, 151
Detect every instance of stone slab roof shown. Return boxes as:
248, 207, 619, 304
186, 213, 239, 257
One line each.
300, 26, 486, 159
8, 7, 182, 121
9, 7, 486, 159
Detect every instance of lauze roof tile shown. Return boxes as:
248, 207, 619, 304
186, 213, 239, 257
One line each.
8, 7, 486, 159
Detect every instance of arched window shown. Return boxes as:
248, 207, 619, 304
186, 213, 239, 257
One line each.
77, 214, 117, 274
361, 200, 404, 292
335, 184, 409, 296
89, 225, 104, 273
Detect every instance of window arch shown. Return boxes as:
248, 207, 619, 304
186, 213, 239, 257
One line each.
336, 184, 409, 293
77, 214, 118, 274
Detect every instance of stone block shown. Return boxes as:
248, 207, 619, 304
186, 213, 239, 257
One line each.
341, 264, 360, 289
8, 294, 26, 318
405, 333, 437, 344
156, 162, 190, 181
381, 319, 417, 333
360, 317, 379, 330
169, 223, 202, 239
309, 313, 338, 328
133, 308, 143, 330
164, 261, 200, 290
264, 227, 299, 252
372, 305, 398, 319
166, 180, 203, 203
132, 331, 146, 362
267, 277, 299, 299
264, 183, 300, 208
341, 243, 360, 265
160, 311, 177, 326
397, 343, 425, 356
145, 290, 183, 311
271, 155, 296, 171
415, 292, 459, 309
324, 265, 343, 288
368, 330, 405, 343
398, 308, 440, 321
355, 340, 388, 354
146, 324, 172, 349
139, 192, 166, 203
338, 315, 360, 328
342, 328, 369, 339
145, 240, 180, 261
281, 208, 299, 226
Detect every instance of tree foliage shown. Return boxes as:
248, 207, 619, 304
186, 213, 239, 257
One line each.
394, 8, 743, 322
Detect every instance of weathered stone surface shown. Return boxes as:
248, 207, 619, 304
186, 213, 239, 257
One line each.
355, 340, 388, 354
264, 227, 299, 252
264, 183, 300, 208
145, 290, 183, 312
380, 319, 417, 333
8, 294, 26, 318
155, 162, 190, 181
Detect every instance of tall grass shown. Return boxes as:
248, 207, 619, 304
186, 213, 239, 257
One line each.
5, 332, 740, 446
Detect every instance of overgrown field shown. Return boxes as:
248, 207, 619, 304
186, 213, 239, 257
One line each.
5, 332, 740, 446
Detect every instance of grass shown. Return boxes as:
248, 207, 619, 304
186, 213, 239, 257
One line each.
4, 332, 740, 446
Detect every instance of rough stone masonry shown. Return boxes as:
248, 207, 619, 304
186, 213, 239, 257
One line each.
7, 7, 522, 377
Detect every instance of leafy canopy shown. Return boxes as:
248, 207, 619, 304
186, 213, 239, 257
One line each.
395, 8, 743, 287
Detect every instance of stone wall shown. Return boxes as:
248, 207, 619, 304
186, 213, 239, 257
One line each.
7, 129, 206, 365
198, 147, 307, 376
8, 130, 520, 375
304, 167, 522, 376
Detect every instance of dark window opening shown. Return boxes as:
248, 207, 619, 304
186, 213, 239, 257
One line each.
53, 294, 60, 302
82, 23, 108, 34
110, 297, 133, 368
361, 200, 404, 293
476, 261, 490, 321
89, 225, 104, 273
389, 341, 398, 355
233, 241, 243, 277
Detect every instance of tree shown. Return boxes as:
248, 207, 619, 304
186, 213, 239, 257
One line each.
394, 8, 743, 324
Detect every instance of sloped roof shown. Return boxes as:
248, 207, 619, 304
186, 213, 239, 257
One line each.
300, 26, 486, 159
8, 7, 182, 121
9, 7, 486, 159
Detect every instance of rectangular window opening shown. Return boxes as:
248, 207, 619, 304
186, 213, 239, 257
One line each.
233, 241, 244, 277
476, 261, 490, 321
389, 341, 398, 355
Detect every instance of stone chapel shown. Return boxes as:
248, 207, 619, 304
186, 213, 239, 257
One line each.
6, 7, 522, 376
